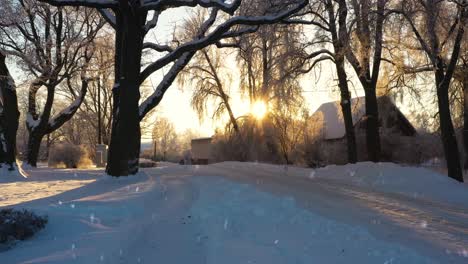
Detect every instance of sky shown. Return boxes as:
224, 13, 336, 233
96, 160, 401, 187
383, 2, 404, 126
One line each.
145, 7, 368, 139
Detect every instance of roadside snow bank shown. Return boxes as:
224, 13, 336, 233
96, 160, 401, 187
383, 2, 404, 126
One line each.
190, 176, 437, 264
215, 162, 468, 207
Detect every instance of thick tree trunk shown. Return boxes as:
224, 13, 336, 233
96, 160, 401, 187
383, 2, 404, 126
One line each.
26, 130, 44, 167
463, 76, 468, 169
364, 85, 381, 162
0, 52, 20, 170
437, 79, 463, 182
106, 7, 144, 176
326, 0, 358, 163
335, 60, 357, 163
226, 103, 239, 133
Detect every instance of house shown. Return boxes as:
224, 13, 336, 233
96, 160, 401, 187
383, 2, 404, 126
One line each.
191, 137, 213, 165
309, 96, 417, 164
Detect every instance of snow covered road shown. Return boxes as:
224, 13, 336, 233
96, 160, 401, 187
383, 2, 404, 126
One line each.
1, 162, 468, 263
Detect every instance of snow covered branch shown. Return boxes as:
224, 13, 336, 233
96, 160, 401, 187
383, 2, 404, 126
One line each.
142, 0, 242, 14
139, 52, 195, 119
47, 78, 89, 133
140, 0, 308, 83
37, 0, 118, 8
143, 43, 174, 53
144, 11, 161, 34
98, 8, 117, 28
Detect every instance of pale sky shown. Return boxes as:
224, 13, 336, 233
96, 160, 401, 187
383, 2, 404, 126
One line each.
145, 7, 366, 139
146, 8, 435, 140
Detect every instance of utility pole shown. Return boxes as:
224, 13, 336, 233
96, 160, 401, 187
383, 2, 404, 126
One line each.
153, 140, 157, 161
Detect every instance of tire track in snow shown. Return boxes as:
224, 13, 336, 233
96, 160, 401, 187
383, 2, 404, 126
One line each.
198, 164, 468, 262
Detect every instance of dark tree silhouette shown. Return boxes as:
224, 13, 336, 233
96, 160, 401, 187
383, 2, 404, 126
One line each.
0, 51, 20, 171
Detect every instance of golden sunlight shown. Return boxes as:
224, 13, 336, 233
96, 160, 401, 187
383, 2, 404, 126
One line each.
251, 100, 268, 120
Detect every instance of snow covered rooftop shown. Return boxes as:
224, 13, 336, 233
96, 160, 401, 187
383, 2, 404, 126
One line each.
311, 97, 367, 140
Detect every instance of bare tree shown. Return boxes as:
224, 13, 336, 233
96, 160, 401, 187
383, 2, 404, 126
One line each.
343, 0, 387, 162
177, 10, 239, 133
152, 117, 178, 161
456, 46, 468, 168
285, 0, 358, 163
179, 46, 240, 133
271, 106, 307, 165
0, 51, 20, 171
395, 0, 467, 182
0, 1, 104, 166
236, 23, 306, 106
38, 0, 308, 176
76, 38, 115, 146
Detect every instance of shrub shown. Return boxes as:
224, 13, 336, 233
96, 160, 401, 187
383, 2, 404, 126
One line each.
0, 209, 47, 250
381, 132, 443, 165
48, 143, 93, 169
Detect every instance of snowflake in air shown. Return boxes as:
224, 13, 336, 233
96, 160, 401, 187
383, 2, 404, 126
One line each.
309, 170, 316, 179
420, 221, 428, 228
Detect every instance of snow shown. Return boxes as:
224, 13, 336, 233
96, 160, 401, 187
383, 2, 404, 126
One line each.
216, 162, 468, 207
1, 162, 467, 263
0, 162, 28, 182
189, 176, 437, 264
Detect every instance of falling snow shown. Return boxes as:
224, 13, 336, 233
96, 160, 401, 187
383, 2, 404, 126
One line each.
420, 221, 428, 229
1, 162, 468, 264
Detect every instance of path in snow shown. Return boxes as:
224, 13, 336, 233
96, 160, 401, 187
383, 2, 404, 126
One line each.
0, 163, 467, 263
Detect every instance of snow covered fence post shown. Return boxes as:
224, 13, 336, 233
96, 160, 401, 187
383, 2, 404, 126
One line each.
38, 0, 309, 176
0, 51, 20, 171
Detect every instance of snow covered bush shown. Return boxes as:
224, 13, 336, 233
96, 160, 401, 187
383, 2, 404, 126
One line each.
48, 143, 93, 169
381, 132, 443, 165
0, 209, 47, 250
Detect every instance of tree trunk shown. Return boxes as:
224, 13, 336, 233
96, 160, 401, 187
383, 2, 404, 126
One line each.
335, 60, 357, 163
106, 7, 144, 176
463, 76, 468, 169
202, 50, 239, 134
0, 52, 20, 170
437, 78, 463, 182
364, 85, 381, 162
26, 129, 45, 167
326, 0, 358, 164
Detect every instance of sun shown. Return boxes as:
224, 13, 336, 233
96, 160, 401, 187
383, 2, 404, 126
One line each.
251, 100, 268, 120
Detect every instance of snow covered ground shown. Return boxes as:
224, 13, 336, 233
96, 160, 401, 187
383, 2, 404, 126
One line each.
1, 162, 467, 263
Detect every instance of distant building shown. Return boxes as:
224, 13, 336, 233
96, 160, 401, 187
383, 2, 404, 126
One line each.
312, 96, 416, 140
191, 137, 213, 165
309, 96, 417, 164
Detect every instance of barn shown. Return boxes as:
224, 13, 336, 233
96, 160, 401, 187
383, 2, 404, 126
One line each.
309, 95, 417, 164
